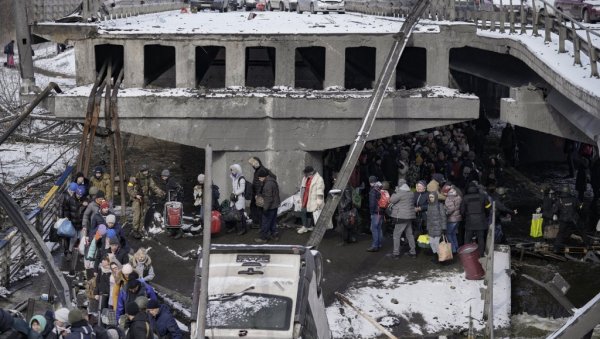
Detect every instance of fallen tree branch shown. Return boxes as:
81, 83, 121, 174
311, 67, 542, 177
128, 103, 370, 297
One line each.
335, 292, 398, 339
9, 145, 77, 192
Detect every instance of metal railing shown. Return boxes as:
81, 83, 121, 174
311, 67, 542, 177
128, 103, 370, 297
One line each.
345, 0, 600, 78
0, 166, 73, 287
98, 1, 187, 21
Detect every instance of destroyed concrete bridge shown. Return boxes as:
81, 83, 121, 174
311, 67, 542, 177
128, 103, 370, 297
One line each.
32, 6, 600, 194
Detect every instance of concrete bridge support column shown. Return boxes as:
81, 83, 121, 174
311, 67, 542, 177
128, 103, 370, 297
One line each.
75, 40, 95, 85
275, 45, 294, 88
324, 44, 345, 89
425, 45, 449, 87
225, 43, 246, 87
212, 150, 323, 199
124, 41, 145, 88
176, 43, 196, 88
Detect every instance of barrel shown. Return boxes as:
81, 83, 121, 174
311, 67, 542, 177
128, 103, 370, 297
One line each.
458, 243, 484, 280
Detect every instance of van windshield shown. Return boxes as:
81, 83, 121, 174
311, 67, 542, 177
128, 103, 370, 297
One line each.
207, 293, 292, 331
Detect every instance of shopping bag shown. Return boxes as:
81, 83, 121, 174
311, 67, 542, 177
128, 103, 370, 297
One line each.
78, 233, 86, 255
438, 236, 453, 262
530, 213, 543, 238
417, 234, 430, 249
313, 208, 333, 230
56, 218, 76, 238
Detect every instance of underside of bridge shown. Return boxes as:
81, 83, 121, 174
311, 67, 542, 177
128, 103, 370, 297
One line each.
449, 46, 597, 151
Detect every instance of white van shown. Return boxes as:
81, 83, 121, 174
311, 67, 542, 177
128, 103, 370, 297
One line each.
202, 244, 331, 339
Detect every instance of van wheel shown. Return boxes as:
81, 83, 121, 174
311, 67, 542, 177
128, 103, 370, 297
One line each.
323, 10, 328, 14
338, 11, 344, 14
310, 3, 315, 14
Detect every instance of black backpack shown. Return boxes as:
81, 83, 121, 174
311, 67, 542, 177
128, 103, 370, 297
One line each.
3, 44, 8, 54
237, 176, 253, 199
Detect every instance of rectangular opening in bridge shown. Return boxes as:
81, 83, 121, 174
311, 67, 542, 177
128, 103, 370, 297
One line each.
396, 47, 426, 89
196, 46, 226, 89
295, 47, 325, 90
144, 44, 176, 88
245, 47, 276, 88
345, 47, 376, 90
94, 44, 124, 78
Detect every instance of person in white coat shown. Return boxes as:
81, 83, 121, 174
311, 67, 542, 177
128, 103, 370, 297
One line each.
298, 166, 325, 234
229, 164, 247, 235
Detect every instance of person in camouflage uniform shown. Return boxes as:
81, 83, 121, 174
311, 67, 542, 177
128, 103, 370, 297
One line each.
127, 164, 164, 239
90, 166, 113, 203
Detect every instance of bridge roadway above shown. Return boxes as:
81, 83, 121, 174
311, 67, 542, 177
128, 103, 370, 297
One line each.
35, 11, 600, 193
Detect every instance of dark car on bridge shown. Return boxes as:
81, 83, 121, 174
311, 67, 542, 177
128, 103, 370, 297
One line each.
191, 0, 231, 12
555, 0, 600, 22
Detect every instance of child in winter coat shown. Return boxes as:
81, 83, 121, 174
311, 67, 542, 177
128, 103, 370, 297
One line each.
131, 248, 155, 282
426, 191, 446, 257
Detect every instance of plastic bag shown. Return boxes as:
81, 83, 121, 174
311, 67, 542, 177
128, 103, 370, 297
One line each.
530, 213, 543, 238
86, 239, 98, 261
56, 218, 76, 238
417, 234, 430, 249
78, 233, 86, 255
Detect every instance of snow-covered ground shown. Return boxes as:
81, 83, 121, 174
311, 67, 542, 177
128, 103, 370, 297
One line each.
326, 250, 511, 337
92, 11, 441, 35
0, 142, 77, 185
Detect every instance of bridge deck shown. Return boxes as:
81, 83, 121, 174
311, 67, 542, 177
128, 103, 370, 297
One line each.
94, 11, 442, 35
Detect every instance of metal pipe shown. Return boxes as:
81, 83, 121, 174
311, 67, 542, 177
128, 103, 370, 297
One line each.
307, 0, 431, 248
196, 145, 213, 339
0, 82, 62, 146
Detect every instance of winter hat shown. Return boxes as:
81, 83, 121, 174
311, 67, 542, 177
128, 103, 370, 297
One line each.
134, 248, 150, 262
100, 201, 109, 210
161, 169, 170, 177
127, 279, 141, 291
432, 173, 444, 184
197, 174, 205, 184
134, 296, 148, 310
0, 309, 15, 332
368, 176, 378, 184
76, 186, 86, 197
256, 168, 269, 178
122, 263, 133, 275
94, 166, 104, 174
106, 228, 116, 239
125, 302, 139, 316
89, 186, 99, 197
95, 190, 105, 199
68, 309, 84, 325
106, 214, 116, 224
397, 178, 407, 187
108, 236, 119, 245
96, 224, 107, 237
54, 308, 70, 324
68, 182, 78, 192
147, 299, 160, 310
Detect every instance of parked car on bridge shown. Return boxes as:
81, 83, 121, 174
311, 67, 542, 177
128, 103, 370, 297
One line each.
525, 0, 557, 17
191, 0, 231, 12
269, 0, 298, 11
555, 0, 600, 22
296, 0, 344, 14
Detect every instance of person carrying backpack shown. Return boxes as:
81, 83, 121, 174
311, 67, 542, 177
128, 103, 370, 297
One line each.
65, 309, 95, 339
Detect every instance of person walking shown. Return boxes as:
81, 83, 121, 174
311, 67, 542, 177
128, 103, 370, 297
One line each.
130, 248, 155, 283
82, 190, 105, 243
297, 166, 325, 234
248, 157, 276, 228
426, 192, 446, 261
254, 168, 281, 243
124, 303, 152, 339
336, 173, 357, 244
444, 185, 462, 253
146, 300, 182, 339
228, 164, 247, 235
3, 40, 15, 68
461, 182, 491, 257
127, 165, 165, 239
553, 185, 581, 253
413, 180, 429, 235
116, 279, 158, 323
389, 179, 416, 258
60, 182, 82, 261
367, 176, 383, 252
65, 309, 95, 339
90, 166, 113, 204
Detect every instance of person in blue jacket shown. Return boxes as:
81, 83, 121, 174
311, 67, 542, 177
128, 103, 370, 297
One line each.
146, 300, 182, 339
116, 278, 157, 323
